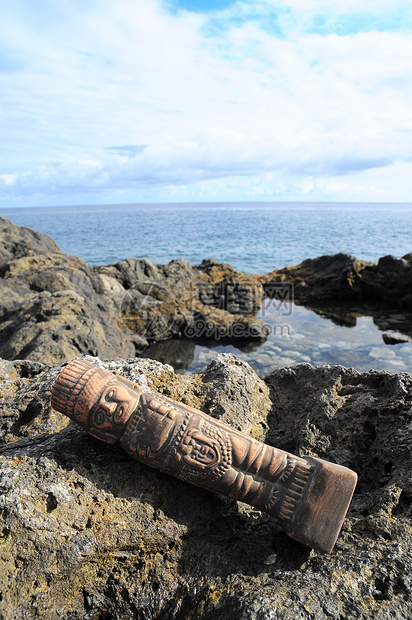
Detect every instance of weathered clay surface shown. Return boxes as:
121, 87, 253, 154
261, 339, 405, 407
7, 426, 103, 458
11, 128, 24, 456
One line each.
1, 354, 411, 619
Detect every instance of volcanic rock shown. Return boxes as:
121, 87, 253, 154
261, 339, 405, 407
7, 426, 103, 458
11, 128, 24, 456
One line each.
0, 219, 268, 365
261, 252, 367, 304
196, 258, 264, 315
361, 254, 412, 310
0, 216, 60, 263
1, 217, 412, 366
0, 247, 135, 364
0, 354, 411, 619
261, 252, 412, 311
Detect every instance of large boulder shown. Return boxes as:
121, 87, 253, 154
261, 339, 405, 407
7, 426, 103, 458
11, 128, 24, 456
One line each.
261, 253, 368, 304
95, 257, 268, 344
261, 252, 412, 310
95, 258, 199, 342
0, 216, 61, 262
0, 221, 268, 365
196, 258, 264, 315
0, 354, 411, 619
0, 290, 120, 363
0, 252, 135, 364
361, 254, 412, 310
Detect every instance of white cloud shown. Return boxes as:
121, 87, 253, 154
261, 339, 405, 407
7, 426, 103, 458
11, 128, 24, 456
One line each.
1, 0, 412, 205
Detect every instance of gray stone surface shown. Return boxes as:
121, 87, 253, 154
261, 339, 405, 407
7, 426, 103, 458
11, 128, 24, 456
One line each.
0, 218, 268, 365
0, 250, 136, 365
2, 217, 412, 367
262, 252, 412, 310
0, 216, 61, 263
0, 354, 411, 619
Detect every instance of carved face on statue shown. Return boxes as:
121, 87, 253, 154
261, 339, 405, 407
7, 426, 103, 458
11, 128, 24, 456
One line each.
173, 419, 232, 483
89, 383, 139, 441
176, 428, 221, 470
50, 359, 142, 444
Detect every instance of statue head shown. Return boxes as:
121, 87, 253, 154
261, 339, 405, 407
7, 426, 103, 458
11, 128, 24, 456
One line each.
51, 359, 143, 443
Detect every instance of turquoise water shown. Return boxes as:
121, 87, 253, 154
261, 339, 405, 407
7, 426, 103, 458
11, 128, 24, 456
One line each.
1, 201, 412, 273
1, 201, 412, 374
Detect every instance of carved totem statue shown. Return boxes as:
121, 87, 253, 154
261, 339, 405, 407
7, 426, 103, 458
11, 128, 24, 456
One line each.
51, 359, 357, 553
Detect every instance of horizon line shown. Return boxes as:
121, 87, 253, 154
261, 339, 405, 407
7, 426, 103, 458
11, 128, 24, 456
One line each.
1, 199, 412, 210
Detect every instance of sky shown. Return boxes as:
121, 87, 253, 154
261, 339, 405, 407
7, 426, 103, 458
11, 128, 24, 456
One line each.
1, 0, 412, 207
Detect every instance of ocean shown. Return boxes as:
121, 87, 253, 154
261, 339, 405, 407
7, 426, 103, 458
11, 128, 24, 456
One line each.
1, 201, 412, 375
2, 201, 412, 273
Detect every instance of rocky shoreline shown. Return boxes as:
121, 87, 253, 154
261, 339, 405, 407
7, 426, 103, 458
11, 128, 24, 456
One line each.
1, 217, 412, 618
1, 216, 412, 367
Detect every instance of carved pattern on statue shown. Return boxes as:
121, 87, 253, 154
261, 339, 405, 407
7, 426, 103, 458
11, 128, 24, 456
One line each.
50, 359, 358, 553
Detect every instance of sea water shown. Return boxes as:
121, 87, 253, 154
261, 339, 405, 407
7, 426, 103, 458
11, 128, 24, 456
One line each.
2, 201, 412, 273
2, 201, 412, 375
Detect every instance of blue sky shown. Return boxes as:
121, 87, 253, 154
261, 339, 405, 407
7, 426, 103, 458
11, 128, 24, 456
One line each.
1, 0, 412, 207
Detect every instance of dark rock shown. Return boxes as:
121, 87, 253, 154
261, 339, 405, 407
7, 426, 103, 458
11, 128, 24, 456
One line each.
1, 354, 411, 619
0, 290, 120, 364
95, 257, 199, 342
0, 252, 135, 364
261, 252, 412, 311
0, 220, 268, 364
0, 357, 62, 444
362, 254, 412, 310
196, 258, 264, 315
0, 216, 61, 262
261, 253, 368, 304
95, 257, 267, 345
382, 332, 410, 345
2, 218, 412, 366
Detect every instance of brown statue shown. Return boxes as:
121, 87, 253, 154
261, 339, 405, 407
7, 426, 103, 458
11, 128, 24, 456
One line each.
51, 359, 357, 553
